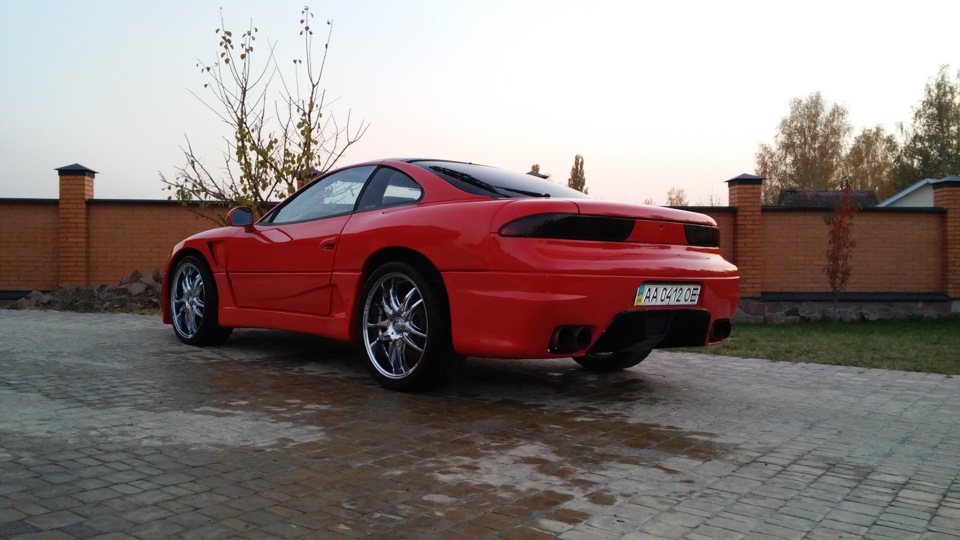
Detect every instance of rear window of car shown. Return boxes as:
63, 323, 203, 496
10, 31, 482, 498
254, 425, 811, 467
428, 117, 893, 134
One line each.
411, 160, 587, 199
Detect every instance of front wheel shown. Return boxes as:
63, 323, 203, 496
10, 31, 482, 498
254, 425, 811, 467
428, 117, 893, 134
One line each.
170, 255, 232, 346
573, 349, 651, 372
359, 262, 457, 391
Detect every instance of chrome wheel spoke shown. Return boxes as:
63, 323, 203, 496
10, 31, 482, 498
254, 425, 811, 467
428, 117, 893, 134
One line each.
185, 310, 197, 334
387, 280, 403, 314
402, 335, 423, 353
381, 287, 395, 316
388, 340, 407, 373
402, 298, 422, 319
405, 322, 426, 339
400, 288, 416, 313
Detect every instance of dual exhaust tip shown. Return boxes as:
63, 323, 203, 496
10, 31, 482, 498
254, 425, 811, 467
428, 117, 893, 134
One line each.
551, 318, 731, 354
549, 325, 592, 354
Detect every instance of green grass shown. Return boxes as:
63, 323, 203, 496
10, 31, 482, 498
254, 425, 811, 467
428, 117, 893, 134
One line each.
680, 319, 960, 375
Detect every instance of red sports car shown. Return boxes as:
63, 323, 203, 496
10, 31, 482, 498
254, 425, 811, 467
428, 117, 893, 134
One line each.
162, 159, 739, 391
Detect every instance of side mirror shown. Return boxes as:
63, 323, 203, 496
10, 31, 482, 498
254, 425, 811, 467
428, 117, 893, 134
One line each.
226, 206, 254, 228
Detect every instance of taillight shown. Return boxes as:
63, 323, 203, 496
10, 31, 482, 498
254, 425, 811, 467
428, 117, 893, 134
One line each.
499, 213, 634, 242
684, 224, 720, 247
499, 212, 721, 247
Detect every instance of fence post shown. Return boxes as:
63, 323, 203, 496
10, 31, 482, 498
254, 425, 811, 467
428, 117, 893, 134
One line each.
933, 176, 960, 299
56, 164, 97, 287
726, 173, 764, 298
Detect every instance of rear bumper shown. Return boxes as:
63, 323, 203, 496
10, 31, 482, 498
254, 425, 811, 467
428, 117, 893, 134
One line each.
443, 271, 739, 358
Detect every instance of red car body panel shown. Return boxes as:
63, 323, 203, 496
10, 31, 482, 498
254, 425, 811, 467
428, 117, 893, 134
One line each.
162, 159, 740, 360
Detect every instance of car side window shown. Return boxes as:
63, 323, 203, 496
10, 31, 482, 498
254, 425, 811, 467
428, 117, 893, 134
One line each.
269, 166, 376, 224
357, 167, 423, 211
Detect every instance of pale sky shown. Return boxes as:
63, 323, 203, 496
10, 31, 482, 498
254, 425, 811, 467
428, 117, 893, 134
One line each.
1, 0, 957, 205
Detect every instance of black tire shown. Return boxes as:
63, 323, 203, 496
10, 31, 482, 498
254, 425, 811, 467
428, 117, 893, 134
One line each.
169, 255, 233, 346
359, 261, 458, 391
573, 349, 651, 372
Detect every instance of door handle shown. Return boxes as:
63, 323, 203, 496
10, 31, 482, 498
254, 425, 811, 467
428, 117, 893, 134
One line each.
320, 239, 337, 251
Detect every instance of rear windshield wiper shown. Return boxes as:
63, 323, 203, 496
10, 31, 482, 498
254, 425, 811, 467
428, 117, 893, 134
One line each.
497, 187, 550, 198
429, 166, 502, 197
429, 166, 549, 198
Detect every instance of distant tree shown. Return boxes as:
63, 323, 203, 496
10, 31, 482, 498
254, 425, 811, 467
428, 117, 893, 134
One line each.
665, 187, 688, 206
696, 191, 724, 206
842, 126, 899, 200
567, 154, 588, 194
642, 197, 657, 205
161, 7, 369, 224
756, 92, 852, 203
823, 188, 860, 317
530, 164, 540, 174
893, 65, 960, 191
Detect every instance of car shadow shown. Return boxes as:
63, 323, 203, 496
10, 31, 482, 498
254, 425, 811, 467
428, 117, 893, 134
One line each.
208, 329, 666, 406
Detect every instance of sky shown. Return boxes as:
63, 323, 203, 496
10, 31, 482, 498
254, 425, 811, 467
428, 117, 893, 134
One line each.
1, 0, 958, 205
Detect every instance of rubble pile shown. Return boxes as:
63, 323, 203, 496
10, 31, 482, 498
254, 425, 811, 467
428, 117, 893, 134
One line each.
8, 270, 163, 312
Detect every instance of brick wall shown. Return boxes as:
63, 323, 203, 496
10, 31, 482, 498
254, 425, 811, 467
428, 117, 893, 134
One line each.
87, 202, 219, 285
0, 200, 58, 290
762, 209, 943, 293
2, 166, 959, 305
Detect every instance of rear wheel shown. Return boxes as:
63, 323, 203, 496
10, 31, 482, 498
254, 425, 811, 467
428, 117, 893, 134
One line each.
573, 349, 651, 371
360, 261, 458, 391
170, 255, 232, 346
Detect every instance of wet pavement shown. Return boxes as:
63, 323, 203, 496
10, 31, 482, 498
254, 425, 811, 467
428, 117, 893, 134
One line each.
0, 310, 958, 539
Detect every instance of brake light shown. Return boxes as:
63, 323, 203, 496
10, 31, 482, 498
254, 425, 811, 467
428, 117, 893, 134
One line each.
499, 213, 634, 242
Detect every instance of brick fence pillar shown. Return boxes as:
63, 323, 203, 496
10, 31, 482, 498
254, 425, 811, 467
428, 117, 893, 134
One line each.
933, 176, 960, 298
56, 163, 97, 286
726, 173, 764, 298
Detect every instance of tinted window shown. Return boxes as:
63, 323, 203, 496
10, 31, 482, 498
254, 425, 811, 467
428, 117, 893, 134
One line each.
412, 160, 587, 199
269, 165, 376, 224
357, 167, 423, 211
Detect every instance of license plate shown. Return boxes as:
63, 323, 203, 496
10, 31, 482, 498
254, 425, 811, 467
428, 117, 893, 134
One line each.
635, 283, 701, 306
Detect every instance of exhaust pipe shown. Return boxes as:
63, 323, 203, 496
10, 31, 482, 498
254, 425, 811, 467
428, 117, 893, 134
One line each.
710, 319, 732, 342
573, 326, 592, 350
549, 326, 592, 353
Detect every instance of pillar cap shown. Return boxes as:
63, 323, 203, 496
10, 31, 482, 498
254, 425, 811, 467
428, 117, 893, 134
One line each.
931, 175, 960, 190
726, 173, 764, 186
55, 164, 98, 178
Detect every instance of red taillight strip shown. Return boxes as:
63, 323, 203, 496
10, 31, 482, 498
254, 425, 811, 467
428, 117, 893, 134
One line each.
625, 220, 687, 245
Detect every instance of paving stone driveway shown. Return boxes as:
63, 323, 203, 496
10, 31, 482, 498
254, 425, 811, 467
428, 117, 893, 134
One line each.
0, 310, 958, 539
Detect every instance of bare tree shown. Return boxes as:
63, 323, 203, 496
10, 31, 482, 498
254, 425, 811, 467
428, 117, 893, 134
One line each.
665, 187, 688, 206
161, 7, 369, 223
696, 191, 724, 206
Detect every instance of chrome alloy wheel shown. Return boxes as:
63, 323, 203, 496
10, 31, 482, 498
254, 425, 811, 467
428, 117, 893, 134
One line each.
171, 262, 205, 339
362, 272, 428, 379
